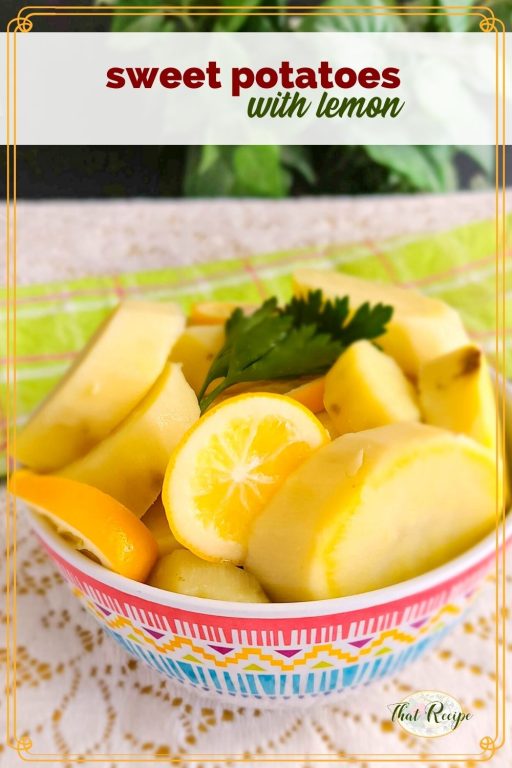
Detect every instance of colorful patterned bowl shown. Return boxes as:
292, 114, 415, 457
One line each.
29, 509, 511, 707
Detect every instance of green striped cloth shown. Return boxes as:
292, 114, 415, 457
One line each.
2, 214, 510, 475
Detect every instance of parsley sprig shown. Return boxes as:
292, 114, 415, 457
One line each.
198, 290, 393, 412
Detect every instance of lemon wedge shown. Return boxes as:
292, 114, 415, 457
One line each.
11, 471, 158, 581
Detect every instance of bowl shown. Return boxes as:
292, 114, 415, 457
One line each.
25, 374, 512, 707
29, 509, 512, 707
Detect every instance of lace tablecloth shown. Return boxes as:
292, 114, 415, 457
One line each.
2, 192, 511, 767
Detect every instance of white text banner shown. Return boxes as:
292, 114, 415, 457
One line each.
2, 32, 509, 145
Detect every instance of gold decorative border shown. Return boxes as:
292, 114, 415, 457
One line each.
4, 4, 507, 763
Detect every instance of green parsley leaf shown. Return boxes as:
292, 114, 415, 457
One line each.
285, 290, 350, 335
198, 290, 393, 412
339, 300, 394, 346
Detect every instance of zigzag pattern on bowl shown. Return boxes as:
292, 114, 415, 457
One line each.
79, 588, 463, 701
79, 588, 461, 669
41, 539, 491, 703
103, 623, 455, 700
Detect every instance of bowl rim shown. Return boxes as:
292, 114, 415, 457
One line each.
28, 507, 512, 619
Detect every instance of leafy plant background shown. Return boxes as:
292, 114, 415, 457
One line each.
94, 1, 506, 197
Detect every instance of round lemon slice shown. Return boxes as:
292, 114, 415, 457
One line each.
11, 471, 158, 582
162, 393, 329, 564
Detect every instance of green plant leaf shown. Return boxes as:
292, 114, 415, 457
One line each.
364, 146, 458, 193
184, 146, 291, 198
101, 0, 172, 33
438, 0, 475, 32
213, 0, 263, 32
299, 0, 406, 33
244, 15, 286, 32
111, 14, 174, 32
232, 146, 291, 197
183, 147, 235, 197
280, 146, 316, 186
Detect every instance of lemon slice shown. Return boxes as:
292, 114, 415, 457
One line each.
11, 471, 158, 581
162, 393, 329, 564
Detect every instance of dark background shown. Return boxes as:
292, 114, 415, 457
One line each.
4, 0, 510, 199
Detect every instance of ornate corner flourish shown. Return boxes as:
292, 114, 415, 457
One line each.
10, 6, 34, 33
478, 6, 507, 32
480, 13, 498, 32
479, 735, 498, 759
9, 736, 34, 761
